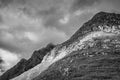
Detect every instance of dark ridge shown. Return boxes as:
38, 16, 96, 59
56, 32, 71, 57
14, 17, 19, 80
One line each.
0, 43, 55, 80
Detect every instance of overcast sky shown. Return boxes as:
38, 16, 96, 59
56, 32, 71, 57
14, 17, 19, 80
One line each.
0, 0, 120, 71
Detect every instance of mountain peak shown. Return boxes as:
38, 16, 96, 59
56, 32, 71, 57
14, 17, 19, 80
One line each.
91, 11, 120, 25
93, 11, 120, 17
65, 12, 120, 45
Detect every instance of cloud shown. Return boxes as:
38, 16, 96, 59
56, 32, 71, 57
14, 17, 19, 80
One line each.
59, 14, 70, 24
37, 7, 58, 16
0, 0, 14, 7
70, 0, 101, 12
0, 7, 68, 58
38, 27, 68, 44
24, 32, 39, 42
0, 48, 20, 71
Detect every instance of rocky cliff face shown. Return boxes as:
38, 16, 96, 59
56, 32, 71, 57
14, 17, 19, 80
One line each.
2, 11, 120, 80
0, 43, 55, 80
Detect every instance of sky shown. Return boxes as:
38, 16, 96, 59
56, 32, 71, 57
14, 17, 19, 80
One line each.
0, 0, 120, 72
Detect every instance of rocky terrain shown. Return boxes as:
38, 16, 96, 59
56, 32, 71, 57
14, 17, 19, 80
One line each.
1, 11, 120, 80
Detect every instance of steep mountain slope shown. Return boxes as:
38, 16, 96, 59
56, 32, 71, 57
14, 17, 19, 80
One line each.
10, 12, 120, 80
0, 43, 55, 80
32, 12, 120, 80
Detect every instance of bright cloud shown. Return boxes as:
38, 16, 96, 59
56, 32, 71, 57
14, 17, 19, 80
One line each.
59, 14, 70, 24
24, 32, 39, 42
0, 48, 20, 70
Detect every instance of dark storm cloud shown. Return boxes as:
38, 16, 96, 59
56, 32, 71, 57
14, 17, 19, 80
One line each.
0, 41, 22, 53
0, 0, 14, 7
37, 7, 58, 16
70, 0, 101, 12
27, 2, 64, 27
0, 57, 3, 63
43, 13, 63, 27
27, 0, 101, 27
0, 57, 4, 73
0, 15, 3, 23
36, 6, 60, 27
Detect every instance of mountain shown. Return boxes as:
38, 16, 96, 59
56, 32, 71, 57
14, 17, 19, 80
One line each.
31, 12, 120, 80
0, 43, 55, 80
2, 11, 120, 80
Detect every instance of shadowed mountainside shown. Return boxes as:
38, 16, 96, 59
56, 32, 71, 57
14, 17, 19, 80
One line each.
0, 43, 55, 80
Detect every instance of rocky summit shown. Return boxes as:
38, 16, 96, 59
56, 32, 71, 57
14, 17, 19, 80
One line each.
1, 11, 120, 80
